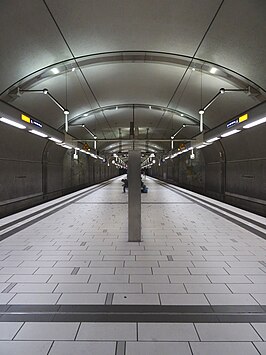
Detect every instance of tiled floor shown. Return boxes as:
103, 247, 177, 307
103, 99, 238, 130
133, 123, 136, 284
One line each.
0, 176, 266, 354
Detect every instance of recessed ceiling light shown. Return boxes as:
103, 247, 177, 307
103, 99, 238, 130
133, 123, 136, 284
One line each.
51, 68, 59, 74
71, 68, 76, 72
83, 113, 89, 117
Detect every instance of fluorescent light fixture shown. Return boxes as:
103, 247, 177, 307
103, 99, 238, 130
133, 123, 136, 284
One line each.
206, 137, 220, 143
180, 113, 184, 117
83, 113, 89, 117
221, 129, 241, 138
196, 144, 208, 149
116, 106, 118, 110
152, 159, 156, 164
210, 67, 217, 74
61, 144, 72, 149
149, 106, 152, 110
49, 137, 62, 143
150, 153, 155, 158
51, 68, 59, 74
71, 68, 76, 72
192, 68, 196, 71
29, 129, 48, 138
165, 156, 170, 160
243, 117, 266, 129
0, 117, 26, 129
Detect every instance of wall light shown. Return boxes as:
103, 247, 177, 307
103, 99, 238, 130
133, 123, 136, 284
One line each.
243, 117, 266, 129
0, 117, 26, 129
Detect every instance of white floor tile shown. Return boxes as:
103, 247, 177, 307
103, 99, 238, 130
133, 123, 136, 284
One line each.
190, 342, 260, 355
0, 341, 52, 355
252, 323, 266, 340
160, 294, 209, 305
0, 322, 23, 340
138, 323, 198, 341
126, 341, 192, 355
15, 322, 79, 340
57, 293, 106, 304
9, 293, 60, 305
49, 341, 116, 355
206, 293, 259, 305
113, 293, 160, 305
77, 322, 136, 340
195, 323, 261, 341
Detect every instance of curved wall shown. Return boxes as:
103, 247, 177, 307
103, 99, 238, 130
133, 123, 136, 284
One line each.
0, 124, 118, 217
150, 124, 266, 216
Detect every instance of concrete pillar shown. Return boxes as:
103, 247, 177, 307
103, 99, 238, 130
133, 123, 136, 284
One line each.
128, 150, 141, 242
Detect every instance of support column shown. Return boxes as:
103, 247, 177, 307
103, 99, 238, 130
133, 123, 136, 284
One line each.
128, 150, 141, 242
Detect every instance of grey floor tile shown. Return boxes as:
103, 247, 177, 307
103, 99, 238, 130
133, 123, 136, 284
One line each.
208, 275, 252, 283
190, 342, 260, 355
15, 322, 79, 340
49, 341, 116, 355
48, 275, 89, 283
138, 323, 198, 341
227, 284, 266, 293
99, 283, 141, 293
169, 275, 211, 283
54, 283, 99, 293
206, 294, 259, 305
0, 322, 23, 340
0, 267, 37, 275
116, 267, 152, 275
185, 284, 231, 293
113, 293, 160, 305
89, 275, 129, 283
126, 342, 192, 355
160, 294, 209, 305
0, 341, 52, 355
253, 342, 266, 355
130, 275, 169, 283
195, 323, 261, 341
11, 283, 57, 293
7, 275, 51, 283
0, 294, 15, 304
35, 268, 74, 275
78, 267, 115, 274
57, 293, 106, 304
9, 293, 60, 305
143, 283, 186, 293
252, 323, 266, 340
77, 322, 136, 340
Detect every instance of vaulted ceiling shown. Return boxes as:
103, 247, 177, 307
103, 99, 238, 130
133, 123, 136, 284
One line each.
1, 0, 266, 155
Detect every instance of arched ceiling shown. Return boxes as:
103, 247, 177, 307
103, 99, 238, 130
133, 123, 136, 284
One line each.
0, 0, 266, 157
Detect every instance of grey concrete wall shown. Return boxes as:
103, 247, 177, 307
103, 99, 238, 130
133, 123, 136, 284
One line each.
0, 125, 118, 217
150, 125, 266, 216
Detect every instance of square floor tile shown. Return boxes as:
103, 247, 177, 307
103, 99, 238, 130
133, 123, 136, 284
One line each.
15, 322, 79, 340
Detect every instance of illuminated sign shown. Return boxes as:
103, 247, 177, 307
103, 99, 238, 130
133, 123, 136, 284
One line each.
31, 119, 42, 128
21, 114, 42, 128
21, 114, 31, 123
226, 119, 238, 128
239, 113, 248, 123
